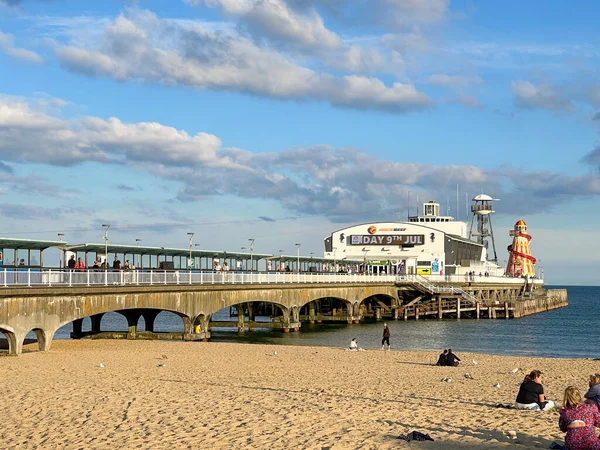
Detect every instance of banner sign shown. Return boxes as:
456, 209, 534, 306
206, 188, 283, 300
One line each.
349, 234, 424, 246
0, 250, 2, 266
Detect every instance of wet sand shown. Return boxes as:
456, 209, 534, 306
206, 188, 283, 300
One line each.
1, 340, 598, 449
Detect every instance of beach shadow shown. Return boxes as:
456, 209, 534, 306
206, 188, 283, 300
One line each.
395, 360, 435, 367
385, 421, 559, 448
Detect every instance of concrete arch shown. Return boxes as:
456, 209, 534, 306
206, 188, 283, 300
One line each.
24, 327, 53, 353
359, 293, 398, 320
0, 326, 18, 355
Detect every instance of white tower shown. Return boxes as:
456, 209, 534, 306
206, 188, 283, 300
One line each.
468, 194, 498, 263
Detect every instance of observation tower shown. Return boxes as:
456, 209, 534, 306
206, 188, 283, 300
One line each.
468, 194, 498, 263
506, 220, 536, 277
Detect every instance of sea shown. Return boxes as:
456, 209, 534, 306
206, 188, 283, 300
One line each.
46, 285, 599, 359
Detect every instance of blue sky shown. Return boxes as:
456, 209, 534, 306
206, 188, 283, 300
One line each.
1, 0, 599, 284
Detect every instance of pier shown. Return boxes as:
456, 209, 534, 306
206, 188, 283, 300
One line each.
0, 271, 567, 355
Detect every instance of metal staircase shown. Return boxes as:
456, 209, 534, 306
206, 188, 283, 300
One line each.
397, 275, 478, 304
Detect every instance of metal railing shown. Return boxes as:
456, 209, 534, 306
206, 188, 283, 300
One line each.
0, 269, 539, 293
398, 275, 479, 304
0, 268, 398, 288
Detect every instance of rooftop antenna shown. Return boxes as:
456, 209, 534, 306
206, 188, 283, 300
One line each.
416, 195, 419, 216
456, 184, 459, 221
446, 195, 450, 216
407, 190, 411, 219
465, 191, 468, 219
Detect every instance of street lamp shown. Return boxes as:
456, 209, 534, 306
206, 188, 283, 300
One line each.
279, 249, 284, 271
248, 238, 255, 272
295, 243, 301, 273
187, 232, 194, 269
102, 224, 111, 268
136, 238, 141, 246
58, 233, 65, 268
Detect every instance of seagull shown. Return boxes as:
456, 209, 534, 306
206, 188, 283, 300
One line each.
472, 359, 478, 365
99, 363, 105, 368
510, 368, 519, 373
441, 377, 453, 383
157, 363, 166, 368
494, 383, 501, 388
464, 373, 474, 379
273, 351, 278, 356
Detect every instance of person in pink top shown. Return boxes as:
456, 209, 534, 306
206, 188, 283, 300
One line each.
559, 385, 600, 450
74, 257, 86, 272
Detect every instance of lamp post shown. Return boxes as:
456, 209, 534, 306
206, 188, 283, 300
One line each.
295, 243, 301, 274
57, 233, 64, 268
279, 249, 283, 271
248, 238, 255, 272
187, 232, 194, 270
136, 238, 141, 246
333, 246, 337, 271
102, 224, 111, 268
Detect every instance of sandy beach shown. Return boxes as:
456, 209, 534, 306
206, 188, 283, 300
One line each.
1, 340, 598, 449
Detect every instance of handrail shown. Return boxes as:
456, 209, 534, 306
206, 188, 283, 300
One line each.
0, 268, 398, 288
398, 274, 478, 304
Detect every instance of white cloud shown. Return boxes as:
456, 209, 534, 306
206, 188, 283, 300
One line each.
54, 10, 432, 113
0, 29, 44, 64
512, 80, 573, 112
427, 74, 483, 87
194, 0, 341, 50
3, 94, 600, 221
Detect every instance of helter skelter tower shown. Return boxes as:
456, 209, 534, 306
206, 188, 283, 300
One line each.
506, 220, 536, 277
468, 194, 498, 263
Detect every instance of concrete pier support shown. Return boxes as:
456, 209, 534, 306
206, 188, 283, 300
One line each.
456, 299, 461, 319
71, 318, 83, 339
476, 302, 480, 319
236, 305, 245, 332
504, 302, 509, 319
141, 310, 160, 332
121, 311, 143, 339
91, 313, 104, 334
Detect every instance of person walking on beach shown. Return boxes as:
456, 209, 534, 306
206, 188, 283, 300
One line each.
381, 323, 390, 351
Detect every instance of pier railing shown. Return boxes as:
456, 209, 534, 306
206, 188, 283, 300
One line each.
398, 275, 479, 303
0, 268, 399, 288
0, 269, 536, 292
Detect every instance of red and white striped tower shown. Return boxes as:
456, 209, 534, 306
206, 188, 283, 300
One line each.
506, 220, 536, 277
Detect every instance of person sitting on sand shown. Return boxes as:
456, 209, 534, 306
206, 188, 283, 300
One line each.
446, 349, 461, 366
515, 370, 556, 411
349, 338, 359, 351
584, 373, 600, 410
559, 385, 600, 450
436, 349, 448, 366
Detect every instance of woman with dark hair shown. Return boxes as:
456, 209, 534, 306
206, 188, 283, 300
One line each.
515, 370, 556, 411
559, 385, 600, 450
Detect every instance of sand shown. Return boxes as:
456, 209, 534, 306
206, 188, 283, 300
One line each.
1, 340, 599, 449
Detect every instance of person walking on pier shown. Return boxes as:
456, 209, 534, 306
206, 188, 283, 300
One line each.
381, 323, 391, 351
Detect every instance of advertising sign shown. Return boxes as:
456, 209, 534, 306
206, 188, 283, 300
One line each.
417, 267, 431, 275
0, 250, 2, 266
349, 234, 424, 246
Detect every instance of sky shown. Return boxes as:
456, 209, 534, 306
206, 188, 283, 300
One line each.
0, 0, 599, 285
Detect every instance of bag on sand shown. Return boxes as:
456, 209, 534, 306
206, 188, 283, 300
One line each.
399, 431, 434, 442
